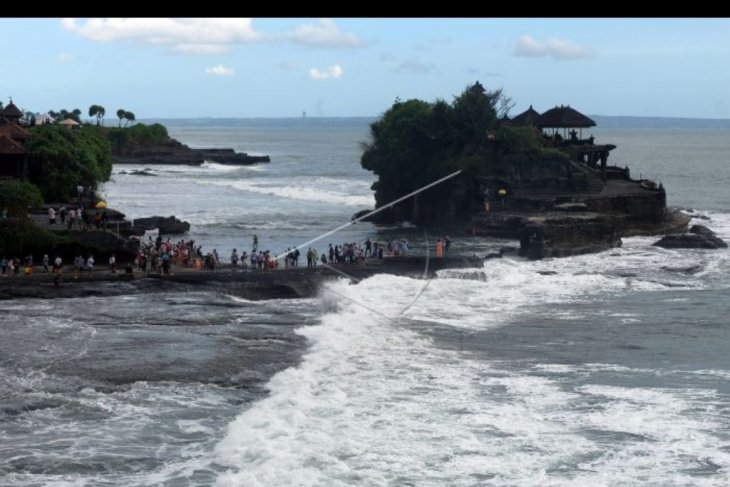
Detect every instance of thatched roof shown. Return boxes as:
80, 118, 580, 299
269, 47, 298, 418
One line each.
536, 105, 595, 128
511, 105, 541, 126
0, 120, 29, 140
0, 135, 25, 155
58, 118, 80, 126
3, 101, 23, 120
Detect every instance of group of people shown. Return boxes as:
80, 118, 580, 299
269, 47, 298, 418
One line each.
1, 232, 455, 279
47, 205, 110, 232
134, 235, 200, 275
0, 253, 96, 277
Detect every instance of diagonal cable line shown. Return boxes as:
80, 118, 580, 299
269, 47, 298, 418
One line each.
273, 169, 462, 262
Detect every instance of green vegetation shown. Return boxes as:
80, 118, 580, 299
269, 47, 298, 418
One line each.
0, 180, 43, 217
48, 108, 82, 123
106, 123, 169, 154
360, 82, 568, 224
362, 82, 515, 222
89, 104, 106, 126
115, 108, 136, 127
0, 220, 66, 257
116, 109, 126, 127
26, 124, 112, 202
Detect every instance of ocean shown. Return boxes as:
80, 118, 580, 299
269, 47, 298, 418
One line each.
1, 120, 729, 486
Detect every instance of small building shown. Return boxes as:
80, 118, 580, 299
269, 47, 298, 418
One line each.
511, 105, 541, 127
35, 112, 53, 125
58, 118, 80, 128
0, 99, 29, 179
536, 105, 596, 141
2, 100, 23, 124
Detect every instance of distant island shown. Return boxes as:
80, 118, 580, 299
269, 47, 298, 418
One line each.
109, 123, 270, 166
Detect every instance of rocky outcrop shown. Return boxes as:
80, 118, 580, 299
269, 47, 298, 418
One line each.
112, 138, 269, 166
132, 215, 190, 235
54, 231, 140, 263
653, 224, 728, 249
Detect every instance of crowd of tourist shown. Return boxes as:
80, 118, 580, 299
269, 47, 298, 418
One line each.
1, 233, 452, 278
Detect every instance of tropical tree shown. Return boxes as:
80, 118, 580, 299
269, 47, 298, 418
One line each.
123, 111, 136, 127
89, 104, 105, 126
360, 81, 517, 224
26, 124, 112, 202
116, 109, 126, 127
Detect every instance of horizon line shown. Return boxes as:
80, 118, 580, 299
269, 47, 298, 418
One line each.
134, 114, 730, 122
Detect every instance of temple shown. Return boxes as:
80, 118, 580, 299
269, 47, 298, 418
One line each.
472, 103, 684, 259
0, 99, 30, 180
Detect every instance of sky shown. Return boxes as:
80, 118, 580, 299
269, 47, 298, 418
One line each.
2, 18, 730, 120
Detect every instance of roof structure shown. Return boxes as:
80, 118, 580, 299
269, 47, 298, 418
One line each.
511, 105, 541, 126
58, 118, 80, 126
535, 105, 596, 128
0, 135, 26, 155
0, 120, 30, 140
3, 101, 23, 120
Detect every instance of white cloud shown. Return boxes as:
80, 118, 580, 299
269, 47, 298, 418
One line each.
308, 64, 343, 80
61, 18, 259, 55
205, 64, 235, 76
514, 35, 593, 60
58, 52, 73, 62
289, 19, 361, 48
395, 58, 437, 74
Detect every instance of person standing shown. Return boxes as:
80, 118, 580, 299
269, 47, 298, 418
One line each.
444, 236, 451, 252
108, 253, 116, 273
231, 248, 239, 267
48, 207, 56, 225
436, 239, 444, 258
67, 208, 76, 230
252, 234, 259, 253
42, 254, 49, 273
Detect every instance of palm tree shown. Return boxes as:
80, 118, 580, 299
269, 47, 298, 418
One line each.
89, 105, 106, 126
123, 111, 136, 127
116, 109, 125, 127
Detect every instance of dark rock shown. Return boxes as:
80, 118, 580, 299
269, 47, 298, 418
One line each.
133, 216, 190, 235
112, 138, 269, 166
54, 231, 139, 262
351, 209, 373, 221
690, 224, 724, 239
129, 169, 157, 176
653, 225, 727, 249
661, 265, 702, 274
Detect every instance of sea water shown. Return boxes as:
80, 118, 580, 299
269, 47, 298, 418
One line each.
1, 120, 729, 486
